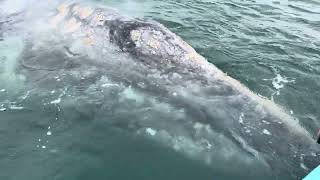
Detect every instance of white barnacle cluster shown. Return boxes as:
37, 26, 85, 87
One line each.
130, 27, 183, 62
130, 29, 162, 52
147, 37, 161, 51
129, 23, 209, 69
64, 17, 82, 33
91, 12, 106, 26
184, 51, 205, 62
130, 28, 162, 56
49, 3, 102, 46
50, 3, 82, 33
65, 4, 94, 33
63, 4, 93, 33
81, 27, 96, 45
50, 3, 70, 27
130, 30, 142, 44
72, 5, 93, 20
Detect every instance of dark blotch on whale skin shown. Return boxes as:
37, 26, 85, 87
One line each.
108, 20, 150, 51
106, 19, 178, 64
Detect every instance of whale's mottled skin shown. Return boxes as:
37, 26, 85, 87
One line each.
1, 1, 319, 179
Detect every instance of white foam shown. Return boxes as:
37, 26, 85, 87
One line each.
0, 36, 24, 85
50, 98, 61, 104
0, 107, 6, 111
20, 91, 30, 100
262, 120, 270, 125
271, 74, 295, 93
172, 136, 201, 153
300, 162, 308, 170
239, 112, 244, 124
263, 73, 295, 99
146, 128, 157, 136
0, 89, 6, 92
9, 105, 24, 110
122, 87, 144, 104
200, 139, 212, 149
41, 145, 46, 149
230, 131, 260, 160
262, 129, 271, 135
193, 122, 204, 130
101, 83, 118, 87
46, 131, 52, 136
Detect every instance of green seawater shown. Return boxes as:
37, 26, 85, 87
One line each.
0, 0, 319, 179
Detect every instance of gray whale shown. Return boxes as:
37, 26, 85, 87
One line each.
1, 1, 319, 179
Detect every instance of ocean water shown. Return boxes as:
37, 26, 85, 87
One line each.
0, 0, 319, 180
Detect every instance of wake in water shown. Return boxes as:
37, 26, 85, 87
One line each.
0, 0, 319, 179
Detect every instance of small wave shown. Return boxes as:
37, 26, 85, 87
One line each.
288, 4, 320, 15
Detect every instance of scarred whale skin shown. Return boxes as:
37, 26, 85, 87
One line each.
2, 1, 319, 179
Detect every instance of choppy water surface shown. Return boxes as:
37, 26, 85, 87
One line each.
0, 0, 319, 179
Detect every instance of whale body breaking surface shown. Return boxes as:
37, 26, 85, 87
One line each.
0, 0, 319, 179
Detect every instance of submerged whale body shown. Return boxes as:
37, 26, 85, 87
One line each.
1, 1, 319, 179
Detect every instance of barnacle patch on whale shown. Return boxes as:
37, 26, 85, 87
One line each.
64, 17, 81, 33
50, 4, 70, 27
72, 5, 93, 19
